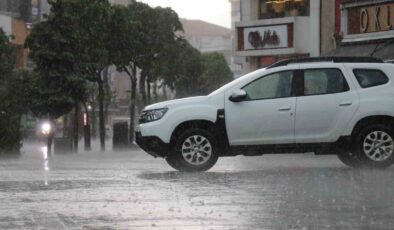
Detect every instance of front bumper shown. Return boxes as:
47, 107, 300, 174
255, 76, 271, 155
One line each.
135, 132, 169, 158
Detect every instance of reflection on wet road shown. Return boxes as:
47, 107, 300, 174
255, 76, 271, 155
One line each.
0, 142, 394, 229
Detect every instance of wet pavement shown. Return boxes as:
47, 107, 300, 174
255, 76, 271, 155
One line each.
1, 142, 394, 229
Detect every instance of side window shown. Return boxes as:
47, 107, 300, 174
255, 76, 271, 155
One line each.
243, 71, 293, 100
353, 69, 389, 88
304, 69, 349, 96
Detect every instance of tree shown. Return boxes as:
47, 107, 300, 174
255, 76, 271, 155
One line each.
0, 29, 23, 154
26, 0, 114, 151
138, 6, 183, 105
72, 0, 113, 151
173, 40, 205, 98
25, 0, 88, 153
154, 45, 233, 98
108, 3, 139, 143
68, 0, 114, 151
200, 52, 233, 94
109, 2, 185, 143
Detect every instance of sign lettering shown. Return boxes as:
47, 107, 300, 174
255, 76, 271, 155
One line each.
375, 6, 381, 31
248, 30, 280, 49
360, 8, 369, 33
387, 5, 392, 29
243, 24, 288, 50
356, 3, 394, 33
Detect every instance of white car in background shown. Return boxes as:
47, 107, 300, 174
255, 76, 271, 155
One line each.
136, 57, 394, 171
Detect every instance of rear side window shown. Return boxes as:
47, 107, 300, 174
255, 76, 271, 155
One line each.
353, 69, 389, 88
303, 69, 349, 96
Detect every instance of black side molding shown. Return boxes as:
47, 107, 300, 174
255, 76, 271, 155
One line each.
215, 109, 231, 155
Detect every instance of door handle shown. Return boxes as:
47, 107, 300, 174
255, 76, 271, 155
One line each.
278, 106, 291, 111
339, 101, 352, 106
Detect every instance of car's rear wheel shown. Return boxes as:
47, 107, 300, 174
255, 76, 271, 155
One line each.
353, 124, 394, 168
166, 128, 219, 172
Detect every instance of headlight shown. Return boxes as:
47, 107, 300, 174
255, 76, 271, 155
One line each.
41, 122, 52, 135
139, 108, 168, 124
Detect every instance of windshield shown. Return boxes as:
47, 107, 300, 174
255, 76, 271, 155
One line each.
209, 68, 266, 96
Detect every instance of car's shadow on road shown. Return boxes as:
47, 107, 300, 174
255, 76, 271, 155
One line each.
138, 166, 393, 186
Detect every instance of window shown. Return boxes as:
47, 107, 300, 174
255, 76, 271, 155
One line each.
259, 0, 310, 19
304, 69, 349, 96
353, 69, 389, 88
243, 71, 293, 100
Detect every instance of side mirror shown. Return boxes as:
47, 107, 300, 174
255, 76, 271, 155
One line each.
229, 89, 247, 102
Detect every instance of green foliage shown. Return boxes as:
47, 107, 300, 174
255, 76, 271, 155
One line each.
173, 49, 233, 98
0, 29, 22, 153
142, 7, 184, 85
70, 0, 113, 78
25, 0, 95, 119
110, 2, 183, 78
23, 72, 75, 119
173, 40, 205, 98
201, 52, 233, 93
22, 0, 233, 147
0, 31, 14, 77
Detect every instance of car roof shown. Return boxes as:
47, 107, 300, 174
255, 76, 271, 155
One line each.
267, 57, 384, 69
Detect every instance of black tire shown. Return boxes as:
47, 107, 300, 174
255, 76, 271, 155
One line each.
166, 128, 219, 172
353, 124, 394, 169
337, 151, 362, 168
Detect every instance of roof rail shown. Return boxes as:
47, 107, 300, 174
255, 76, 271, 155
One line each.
267, 56, 384, 69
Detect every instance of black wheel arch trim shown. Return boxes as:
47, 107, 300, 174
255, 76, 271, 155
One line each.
215, 109, 231, 154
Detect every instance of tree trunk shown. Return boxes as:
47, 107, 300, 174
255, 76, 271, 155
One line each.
103, 68, 110, 126
153, 81, 158, 102
47, 132, 54, 155
73, 102, 79, 152
147, 78, 151, 105
124, 65, 138, 144
130, 73, 137, 143
46, 119, 54, 155
91, 102, 97, 139
140, 72, 147, 106
162, 85, 167, 100
98, 77, 105, 151
83, 103, 91, 151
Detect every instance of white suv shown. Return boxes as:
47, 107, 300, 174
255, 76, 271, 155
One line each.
136, 57, 394, 171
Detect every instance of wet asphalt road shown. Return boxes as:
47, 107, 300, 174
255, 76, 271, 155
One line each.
1, 142, 394, 229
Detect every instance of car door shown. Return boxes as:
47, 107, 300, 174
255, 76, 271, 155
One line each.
295, 64, 359, 143
225, 69, 297, 146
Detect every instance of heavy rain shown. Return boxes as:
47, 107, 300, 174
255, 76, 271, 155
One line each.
2, 0, 394, 229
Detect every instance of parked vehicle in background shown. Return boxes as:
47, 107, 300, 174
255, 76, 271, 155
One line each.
136, 57, 394, 171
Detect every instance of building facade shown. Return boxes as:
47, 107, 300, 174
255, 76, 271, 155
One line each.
232, 0, 319, 74
230, 0, 344, 75
0, 0, 49, 68
329, 0, 394, 61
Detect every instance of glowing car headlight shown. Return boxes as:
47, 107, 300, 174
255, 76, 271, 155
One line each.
139, 108, 168, 124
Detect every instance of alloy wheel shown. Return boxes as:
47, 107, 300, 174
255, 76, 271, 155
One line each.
363, 131, 394, 162
181, 135, 212, 166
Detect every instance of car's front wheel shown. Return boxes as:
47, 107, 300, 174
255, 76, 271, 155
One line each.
166, 128, 219, 172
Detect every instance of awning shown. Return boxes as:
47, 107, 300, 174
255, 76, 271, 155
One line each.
325, 40, 394, 61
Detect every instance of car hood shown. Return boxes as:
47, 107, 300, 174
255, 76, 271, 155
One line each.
144, 96, 209, 110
